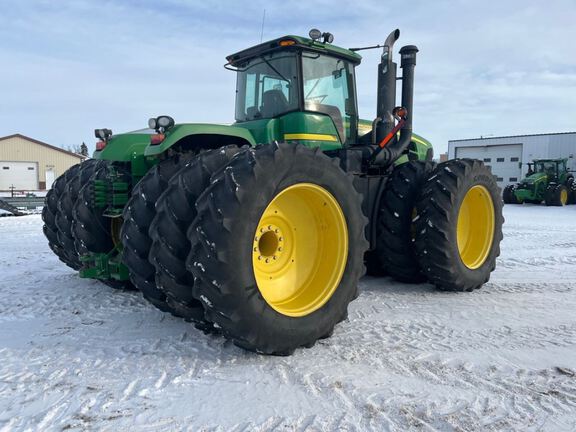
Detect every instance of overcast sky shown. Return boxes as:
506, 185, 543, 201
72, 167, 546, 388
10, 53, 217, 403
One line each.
1, 0, 575, 155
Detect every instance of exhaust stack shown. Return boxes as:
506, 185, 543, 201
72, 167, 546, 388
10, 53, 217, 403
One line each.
375, 29, 400, 144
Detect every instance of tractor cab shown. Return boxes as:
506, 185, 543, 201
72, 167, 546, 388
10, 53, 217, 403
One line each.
227, 33, 361, 147
532, 158, 568, 182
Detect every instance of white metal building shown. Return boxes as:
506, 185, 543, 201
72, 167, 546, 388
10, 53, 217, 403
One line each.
448, 132, 576, 188
0, 134, 85, 191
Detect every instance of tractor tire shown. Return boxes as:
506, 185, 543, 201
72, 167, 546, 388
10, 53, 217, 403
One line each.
72, 162, 134, 290
121, 155, 191, 313
545, 184, 569, 206
149, 146, 244, 322
55, 160, 105, 270
414, 159, 504, 292
370, 160, 436, 283
42, 164, 81, 268
502, 184, 520, 204
364, 251, 387, 276
187, 143, 368, 355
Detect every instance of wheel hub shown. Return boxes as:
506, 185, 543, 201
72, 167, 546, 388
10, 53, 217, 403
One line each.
254, 224, 284, 264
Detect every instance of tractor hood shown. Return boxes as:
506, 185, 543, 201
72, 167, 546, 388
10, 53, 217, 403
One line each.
522, 172, 547, 185
93, 130, 152, 162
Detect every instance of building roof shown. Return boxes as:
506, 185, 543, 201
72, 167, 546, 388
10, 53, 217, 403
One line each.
449, 131, 576, 143
0, 133, 86, 159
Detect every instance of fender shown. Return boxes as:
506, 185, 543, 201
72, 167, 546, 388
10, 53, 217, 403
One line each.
144, 123, 257, 156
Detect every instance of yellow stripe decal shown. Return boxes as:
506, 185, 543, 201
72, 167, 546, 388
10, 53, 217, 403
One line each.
284, 133, 338, 142
411, 137, 427, 145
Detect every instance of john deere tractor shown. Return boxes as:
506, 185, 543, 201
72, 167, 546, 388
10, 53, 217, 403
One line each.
503, 158, 575, 206
43, 29, 503, 355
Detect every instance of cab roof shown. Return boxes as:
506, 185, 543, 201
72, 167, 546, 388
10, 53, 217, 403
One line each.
532, 158, 567, 163
226, 35, 362, 67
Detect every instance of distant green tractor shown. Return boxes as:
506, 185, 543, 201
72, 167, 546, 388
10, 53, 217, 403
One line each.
503, 158, 575, 206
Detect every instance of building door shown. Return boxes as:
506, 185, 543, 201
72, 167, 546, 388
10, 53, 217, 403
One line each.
45, 168, 56, 190
455, 144, 522, 187
0, 161, 39, 190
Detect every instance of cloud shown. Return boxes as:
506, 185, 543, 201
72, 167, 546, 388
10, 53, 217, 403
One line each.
0, 0, 575, 155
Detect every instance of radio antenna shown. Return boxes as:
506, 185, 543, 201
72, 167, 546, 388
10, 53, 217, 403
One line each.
259, 9, 266, 42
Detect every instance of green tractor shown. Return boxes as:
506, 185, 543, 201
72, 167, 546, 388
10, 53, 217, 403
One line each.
503, 158, 575, 206
43, 29, 503, 355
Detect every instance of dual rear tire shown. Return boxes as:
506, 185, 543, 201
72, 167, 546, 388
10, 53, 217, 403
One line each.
119, 143, 368, 354
368, 159, 503, 292
414, 159, 503, 291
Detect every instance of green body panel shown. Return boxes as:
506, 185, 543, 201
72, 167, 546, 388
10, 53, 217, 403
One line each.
94, 133, 149, 162
139, 113, 432, 156
406, 133, 433, 163
93, 132, 153, 180
235, 112, 342, 150
144, 123, 257, 156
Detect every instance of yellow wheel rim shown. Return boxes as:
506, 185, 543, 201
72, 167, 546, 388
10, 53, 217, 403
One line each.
457, 185, 495, 269
560, 189, 568, 205
252, 183, 348, 317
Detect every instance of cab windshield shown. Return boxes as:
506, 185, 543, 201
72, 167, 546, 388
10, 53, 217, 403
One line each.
302, 52, 357, 142
535, 161, 558, 176
234, 52, 299, 122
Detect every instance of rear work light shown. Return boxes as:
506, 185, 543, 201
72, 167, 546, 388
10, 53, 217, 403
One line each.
150, 133, 165, 145
96, 140, 106, 151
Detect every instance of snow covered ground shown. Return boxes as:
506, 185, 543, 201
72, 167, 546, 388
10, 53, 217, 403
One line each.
1, 206, 575, 431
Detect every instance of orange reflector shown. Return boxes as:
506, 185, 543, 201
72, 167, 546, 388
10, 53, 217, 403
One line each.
393, 106, 408, 119
279, 40, 296, 46
150, 133, 165, 145
96, 140, 106, 151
